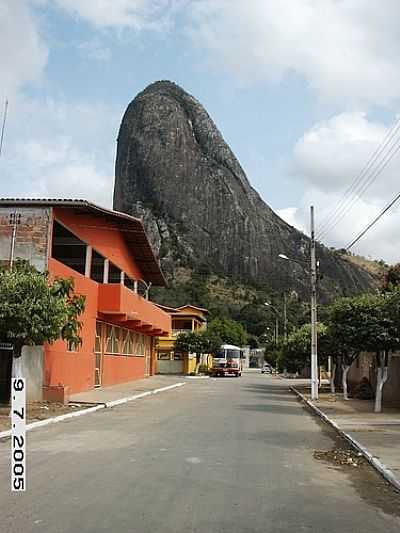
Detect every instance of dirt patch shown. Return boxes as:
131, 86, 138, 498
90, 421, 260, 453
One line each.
0, 402, 87, 432
314, 447, 366, 468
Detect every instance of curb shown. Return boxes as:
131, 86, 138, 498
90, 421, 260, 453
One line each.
0, 382, 186, 441
290, 386, 400, 492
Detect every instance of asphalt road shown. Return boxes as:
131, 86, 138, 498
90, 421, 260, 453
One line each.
1, 371, 400, 533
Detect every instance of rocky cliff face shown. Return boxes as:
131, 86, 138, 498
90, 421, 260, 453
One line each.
114, 81, 374, 300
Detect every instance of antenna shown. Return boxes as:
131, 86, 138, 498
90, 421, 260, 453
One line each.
0, 99, 9, 159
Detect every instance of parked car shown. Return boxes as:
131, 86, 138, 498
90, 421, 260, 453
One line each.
261, 363, 273, 374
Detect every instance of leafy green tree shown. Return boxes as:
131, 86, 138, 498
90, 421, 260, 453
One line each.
327, 292, 395, 401
247, 334, 259, 349
0, 260, 86, 373
198, 329, 223, 355
207, 318, 247, 346
358, 289, 400, 412
382, 263, 400, 291
238, 303, 274, 337
276, 323, 334, 377
175, 329, 222, 373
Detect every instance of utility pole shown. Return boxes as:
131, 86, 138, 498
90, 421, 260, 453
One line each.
283, 292, 287, 341
310, 206, 318, 400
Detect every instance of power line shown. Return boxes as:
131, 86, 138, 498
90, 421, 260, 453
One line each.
346, 189, 400, 251
316, 115, 400, 240
317, 116, 400, 237
318, 133, 400, 240
0, 99, 8, 159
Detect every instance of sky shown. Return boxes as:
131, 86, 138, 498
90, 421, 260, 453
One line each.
1, 1, 400, 263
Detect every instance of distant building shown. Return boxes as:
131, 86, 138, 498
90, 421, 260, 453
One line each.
0, 199, 171, 403
155, 304, 209, 374
250, 348, 264, 368
241, 346, 251, 369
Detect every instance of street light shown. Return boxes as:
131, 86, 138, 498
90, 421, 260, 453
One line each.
278, 206, 318, 400
264, 302, 280, 344
265, 297, 288, 341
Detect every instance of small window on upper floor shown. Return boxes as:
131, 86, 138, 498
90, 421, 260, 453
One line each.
91, 250, 105, 283
109, 262, 121, 283
52, 221, 86, 275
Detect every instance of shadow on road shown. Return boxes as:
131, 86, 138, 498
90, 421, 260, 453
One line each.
238, 402, 303, 416
242, 384, 293, 397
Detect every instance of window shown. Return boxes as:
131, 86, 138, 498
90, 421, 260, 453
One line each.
137, 334, 145, 356
52, 221, 86, 275
122, 329, 134, 356
158, 352, 171, 360
105, 325, 121, 354
91, 250, 105, 283
125, 276, 136, 292
132, 332, 145, 356
172, 320, 193, 332
109, 262, 121, 283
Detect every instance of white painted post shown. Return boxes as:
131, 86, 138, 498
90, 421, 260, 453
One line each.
84, 245, 92, 278
103, 259, 109, 284
120, 271, 125, 285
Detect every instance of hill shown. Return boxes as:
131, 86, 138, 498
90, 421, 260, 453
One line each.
113, 80, 375, 303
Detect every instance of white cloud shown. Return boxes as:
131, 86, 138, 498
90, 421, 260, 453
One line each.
53, 0, 185, 30
280, 112, 400, 263
0, 1, 48, 98
187, 0, 400, 107
293, 112, 396, 200
2, 96, 119, 208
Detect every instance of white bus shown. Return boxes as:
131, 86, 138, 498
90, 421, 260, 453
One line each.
210, 344, 242, 377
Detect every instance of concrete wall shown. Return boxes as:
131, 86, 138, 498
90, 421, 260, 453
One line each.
347, 352, 372, 388
0, 207, 51, 271
16, 346, 44, 402
157, 359, 184, 374
348, 351, 400, 406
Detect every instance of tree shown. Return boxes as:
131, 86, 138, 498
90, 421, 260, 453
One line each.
360, 289, 400, 412
207, 318, 247, 346
175, 329, 222, 373
328, 290, 400, 407
0, 261, 86, 371
329, 296, 366, 400
382, 263, 400, 291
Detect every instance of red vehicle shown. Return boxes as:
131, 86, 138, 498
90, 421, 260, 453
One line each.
210, 344, 242, 377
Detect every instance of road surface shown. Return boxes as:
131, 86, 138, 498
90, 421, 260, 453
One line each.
0, 371, 399, 532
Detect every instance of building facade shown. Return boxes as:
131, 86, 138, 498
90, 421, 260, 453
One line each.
155, 305, 209, 374
0, 199, 171, 402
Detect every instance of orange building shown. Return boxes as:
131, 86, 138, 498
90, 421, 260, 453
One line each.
0, 199, 171, 402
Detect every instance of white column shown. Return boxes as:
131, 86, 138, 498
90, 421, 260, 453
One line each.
103, 259, 109, 284
120, 271, 125, 285
84, 245, 92, 278
133, 280, 138, 293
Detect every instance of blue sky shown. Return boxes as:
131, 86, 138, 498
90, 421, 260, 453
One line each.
2, 1, 400, 263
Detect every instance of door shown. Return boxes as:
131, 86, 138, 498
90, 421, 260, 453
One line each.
0, 343, 13, 403
94, 322, 103, 387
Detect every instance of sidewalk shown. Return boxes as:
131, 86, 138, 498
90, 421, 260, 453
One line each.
0, 375, 186, 439
289, 381, 400, 491
70, 375, 186, 404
